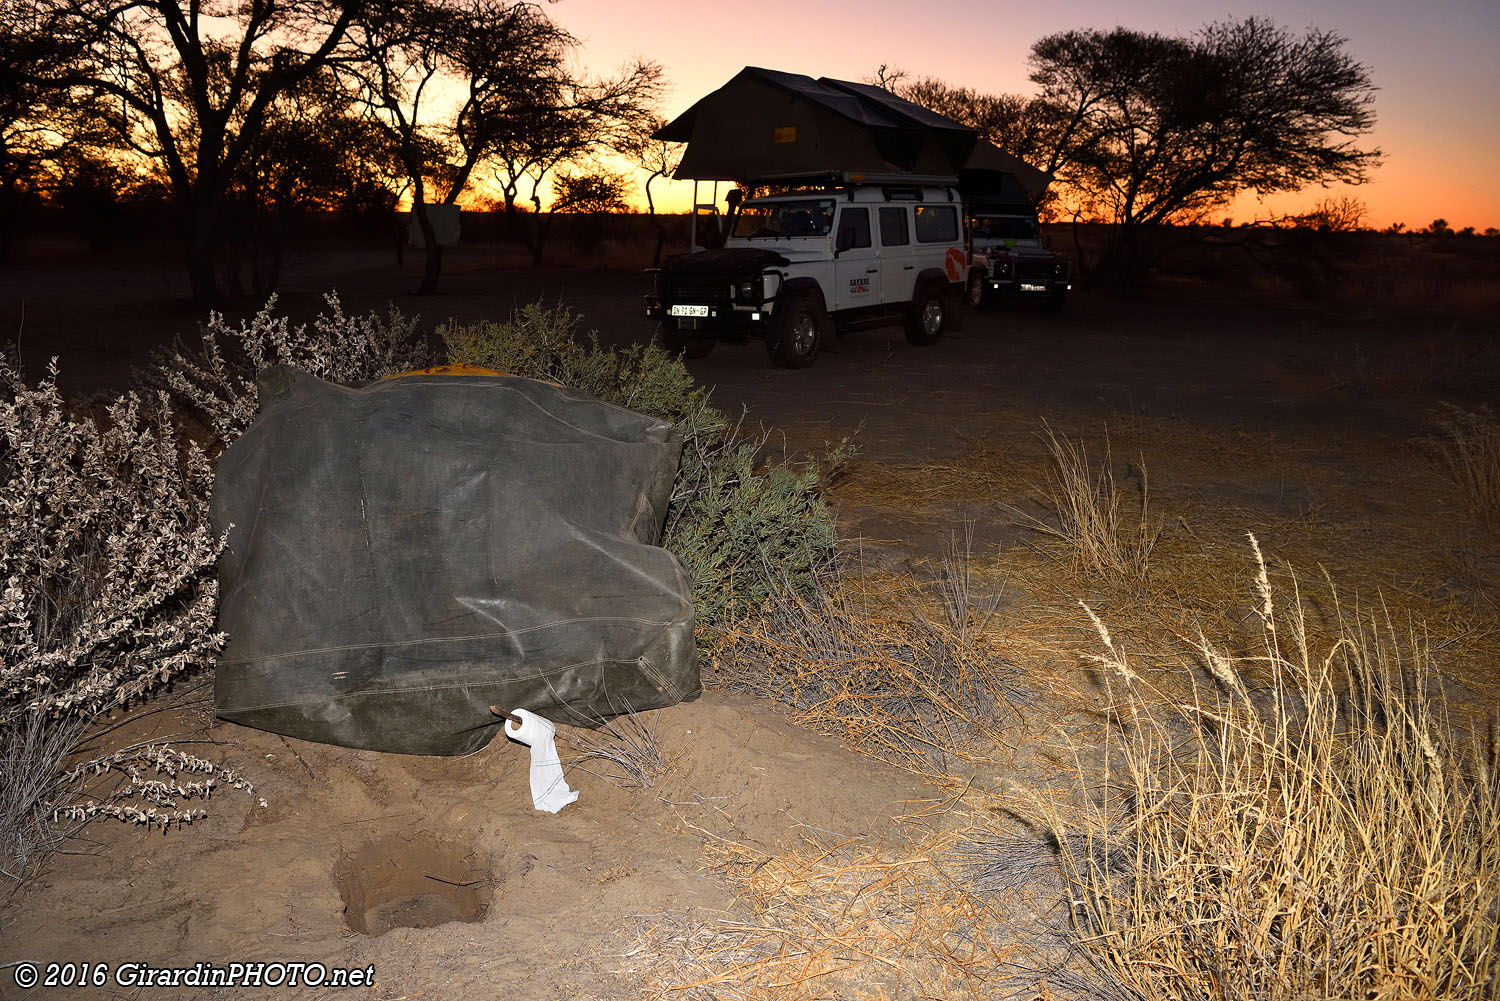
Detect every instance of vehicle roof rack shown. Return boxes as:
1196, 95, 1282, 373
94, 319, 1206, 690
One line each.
751, 170, 959, 187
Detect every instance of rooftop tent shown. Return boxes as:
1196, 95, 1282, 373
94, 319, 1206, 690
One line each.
960, 141, 1053, 206
653, 67, 980, 182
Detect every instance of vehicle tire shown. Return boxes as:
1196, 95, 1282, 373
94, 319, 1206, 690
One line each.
767, 293, 827, 368
1043, 288, 1067, 314
904, 284, 946, 345
657, 322, 716, 359
965, 269, 988, 310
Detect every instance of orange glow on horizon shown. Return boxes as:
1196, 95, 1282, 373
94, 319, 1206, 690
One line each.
544, 0, 1499, 233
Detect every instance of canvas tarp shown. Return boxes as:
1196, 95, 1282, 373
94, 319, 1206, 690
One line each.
211, 366, 700, 756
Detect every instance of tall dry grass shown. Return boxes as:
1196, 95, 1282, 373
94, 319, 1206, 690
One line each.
1000, 535, 1500, 1001
1432, 405, 1500, 535
1008, 424, 1160, 590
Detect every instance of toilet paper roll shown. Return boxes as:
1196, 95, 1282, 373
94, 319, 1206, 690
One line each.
504, 708, 580, 814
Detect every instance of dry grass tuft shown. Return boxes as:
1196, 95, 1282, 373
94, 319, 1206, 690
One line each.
628, 830, 1013, 1000
1432, 404, 1500, 534
1007, 424, 1161, 590
710, 558, 1032, 780
564, 709, 668, 790
997, 537, 1500, 1001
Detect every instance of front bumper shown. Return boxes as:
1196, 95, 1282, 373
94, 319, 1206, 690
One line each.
986, 279, 1072, 296
645, 296, 773, 338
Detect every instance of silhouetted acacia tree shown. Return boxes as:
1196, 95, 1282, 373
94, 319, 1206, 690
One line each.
1288, 196, 1367, 232
871, 67, 1062, 175
536, 167, 628, 256
43, 0, 366, 306
0, 1, 116, 258
487, 57, 661, 267
224, 72, 390, 296
618, 114, 681, 265
1032, 18, 1380, 284
343, 0, 660, 290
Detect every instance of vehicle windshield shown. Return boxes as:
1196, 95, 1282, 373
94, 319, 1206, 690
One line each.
732, 199, 836, 239
972, 215, 1037, 241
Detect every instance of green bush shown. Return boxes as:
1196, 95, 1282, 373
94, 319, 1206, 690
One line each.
444, 301, 851, 627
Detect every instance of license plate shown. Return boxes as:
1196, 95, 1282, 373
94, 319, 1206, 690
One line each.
669, 304, 710, 317
1020, 283, 1048, 293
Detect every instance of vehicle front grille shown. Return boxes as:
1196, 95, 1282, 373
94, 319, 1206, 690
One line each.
1016, 261, 1054, 283
665, 277, 723, 303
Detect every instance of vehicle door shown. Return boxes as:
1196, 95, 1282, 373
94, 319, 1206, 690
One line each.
832, 206, 879, 310
913, 202, 965, 288
877, 205, 917, 304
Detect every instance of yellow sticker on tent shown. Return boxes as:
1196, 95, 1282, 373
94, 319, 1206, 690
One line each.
773, 126, 797, 144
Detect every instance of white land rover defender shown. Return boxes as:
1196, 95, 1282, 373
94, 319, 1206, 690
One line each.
965, 207, 1071, 312
646, 178, 968, 368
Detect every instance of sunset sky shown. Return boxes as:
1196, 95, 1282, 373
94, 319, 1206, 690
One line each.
547, 0, 1500, 230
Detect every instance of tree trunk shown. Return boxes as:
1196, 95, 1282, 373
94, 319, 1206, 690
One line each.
419, 244, 443, 295
183, 203, 224, 309
0, 174, 18, 261
1088, 221, 1152, 292
411, 200, 443, 295
644, 174, 666, 266
527, 192, 549, 267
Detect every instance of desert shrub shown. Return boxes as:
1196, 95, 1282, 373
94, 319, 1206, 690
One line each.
1, 362, 229, 881
155, 291, 433, 451
444, 301, 850, 627
1431, 404, 1500, 534
1007, 423, 1159, 589
998, 536, 1500, 1001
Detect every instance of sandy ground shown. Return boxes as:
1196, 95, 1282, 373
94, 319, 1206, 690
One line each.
2, 236, 1497, 999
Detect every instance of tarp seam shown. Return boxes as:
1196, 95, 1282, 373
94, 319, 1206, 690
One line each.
221, 657, 645, 712
217, 615, 676, 666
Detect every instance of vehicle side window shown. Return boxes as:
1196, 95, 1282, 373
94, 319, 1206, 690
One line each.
914, 205, 959, 243
878, 206, 909, 246
836, 207, 871, 250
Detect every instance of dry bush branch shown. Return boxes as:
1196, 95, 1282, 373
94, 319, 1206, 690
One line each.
153, 292, 432, 452
52, 742, 260, 834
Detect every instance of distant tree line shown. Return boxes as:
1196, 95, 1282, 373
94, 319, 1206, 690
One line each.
1, 0, 665, 302
877, 17, 1388, 286
7, 7, 1484, 300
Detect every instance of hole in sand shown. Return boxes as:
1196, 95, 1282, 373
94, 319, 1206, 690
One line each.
335, 832, 496, 936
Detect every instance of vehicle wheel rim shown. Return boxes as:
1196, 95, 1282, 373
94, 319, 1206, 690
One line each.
791, 315, 817, 355
922, 299, 942, 336
967, 275, 983, 308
